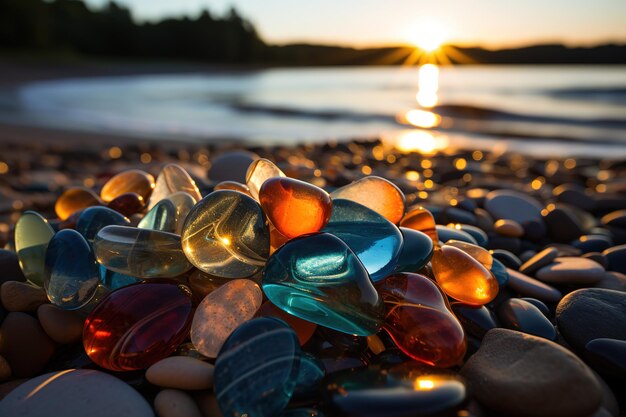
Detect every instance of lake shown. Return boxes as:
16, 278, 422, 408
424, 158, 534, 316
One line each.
4, 65, 626, 157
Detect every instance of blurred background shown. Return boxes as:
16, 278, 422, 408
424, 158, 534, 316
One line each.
0, 0, 625, 157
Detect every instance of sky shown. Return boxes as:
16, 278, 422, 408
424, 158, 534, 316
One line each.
85, 0, 626, 48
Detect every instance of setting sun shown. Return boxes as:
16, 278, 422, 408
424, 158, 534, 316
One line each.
407, 22, 448, 52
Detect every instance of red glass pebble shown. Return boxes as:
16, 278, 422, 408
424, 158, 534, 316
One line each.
107, 192, 146, 217
375, 272, 466, 368
259, 177, 332, 238
83, 282, 193, 371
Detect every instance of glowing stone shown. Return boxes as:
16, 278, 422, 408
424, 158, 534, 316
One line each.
149, 164, 202, 209
100, 169, 155, 203
55, 187, 102, 220
446, 239, 493, 269
191, 279, 263, 358
262, 233, 385, 336
83, 282, 193, 371
94, 225, 193, 279
181, 190, 270, 278
330, 176, 406, 224
14, 211, 55, 287
259, 177, 332, 238
376, 272, 466, 367
214, 181, 252, 196
400, 206, 438, 242
246, 158, 286, 200
431, 245, 499, 305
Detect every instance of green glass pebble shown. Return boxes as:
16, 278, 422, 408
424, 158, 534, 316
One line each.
262, 232, 385, 336
166, 191, 197, 234
214, 317, 301, 417
394, 227, 434, 273
76, 206, 130, 243
14, 211, 56, 287
94, 225, 193, 278
138, 199, 177, 233
182, 190, 270, 278
322, 199, 403, 283
44, 229, 100, 310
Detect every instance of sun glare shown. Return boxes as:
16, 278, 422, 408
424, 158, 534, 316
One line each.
407, 23, 448, 52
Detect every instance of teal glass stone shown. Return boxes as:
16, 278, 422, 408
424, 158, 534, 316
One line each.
322, 199, 402, 282
294, 352, 326, 398
76, 206, 130, 242
394, 227, 434, 273
44, 229, 100, 310
490, 258, 510, 287
215, 317, 301, 417
14, 211, 55, 287
436, 225, 477, 245
98, 265, 142, 290
138, 198, 177, 233
262, 232, 385, 336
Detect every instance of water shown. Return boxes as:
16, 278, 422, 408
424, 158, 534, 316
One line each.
4, 65, 626, 157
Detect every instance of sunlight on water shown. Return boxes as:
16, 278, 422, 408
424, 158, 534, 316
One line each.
385, 130, 449, 155
417, 64, 439, 108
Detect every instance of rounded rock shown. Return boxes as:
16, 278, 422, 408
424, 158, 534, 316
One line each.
37, 304, 84, 344
0, 281, 48, 312
154, 389, 202, 417
494, 219, 524, 238
146, 356, 214, 390
535, 257, 605, 284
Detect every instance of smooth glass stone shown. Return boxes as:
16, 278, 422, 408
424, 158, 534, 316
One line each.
270, 223, 290, 255
191, 279, 263, 358
294, 352, 325, 398
166, 191, 197, 234
187, 270, 232, 302
259, 177, 332, 239
431, 245, 499, 305
262, 233, 385, 336
94, 225, 193, 278
323, 365, 466, 417
322, 199, 403, 283
99, 265, 142, 291
44, 229, 100, 310
14, 211, 55, 287
100, 169, 155, 203
246, 158, 286, 201
214, 317, 301, 417
330, 176, 406, 224
497, 298, 556, 340
490, 258, 510, 287
435, 225, 477, 245
400, 207, 438, 242
83, 282, 193, 371
450, 303, 498, 339
394, 228, 434, 273
181, 190, 270, 278
446, 240, 492, 269
214, 180, 252, 196
149, 164, 202, 209
55, 187, 102, 220
256, 300, 317, 345
448, 224, 488, 247
138, 198, 177, 233
107, 192, 146, 217
375, 273, 466, 368
76, 206, 130, 242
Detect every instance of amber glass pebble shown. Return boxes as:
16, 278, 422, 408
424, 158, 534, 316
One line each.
246, 158, 286, 200
431, 245, 499, 305
446, 240, 493, 269
214, 181, 252, 196
400, 206, 439, 243
330, 176, 406, 224
269, 224, 290, 255
55, 187, 102, 221
259, 177, 332, 238
100, 169, 155, 203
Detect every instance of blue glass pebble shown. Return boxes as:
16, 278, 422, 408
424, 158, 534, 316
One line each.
214, 317, 301, 417
262, 233, 385, 336
76, 206, 130, 242
490, 258, 509, 287
394, 227, 434, 273
322, 199, 402, 282
44, 229, 100, 310
436, 225, 477, 245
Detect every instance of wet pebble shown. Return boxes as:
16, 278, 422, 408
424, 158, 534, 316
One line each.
497, 298, 556, 340
603, 244, 626, 274
494, 219, 524, 238
519, 247, 558, 275
507, 268, 562, 303
535, 257, 605, 284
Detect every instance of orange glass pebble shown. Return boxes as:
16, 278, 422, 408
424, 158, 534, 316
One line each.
100, 169, 155, 203
269, 223, 290, 255
431, 245, 499, 305
214, 181, 252, 196
400, 206, 438, 243
246, 158, 286, 200
376, 272, 466, 368
55, 187, 102, 221
330, 176, 405, 224
259, 177, 332, 239
445, 240, 493, 269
